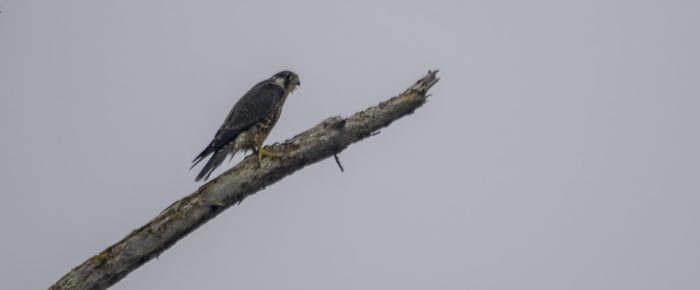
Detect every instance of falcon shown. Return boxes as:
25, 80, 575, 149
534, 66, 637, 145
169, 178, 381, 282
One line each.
191, 70, 300, 181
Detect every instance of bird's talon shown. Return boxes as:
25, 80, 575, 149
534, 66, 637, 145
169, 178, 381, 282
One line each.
257, 147, 282, 163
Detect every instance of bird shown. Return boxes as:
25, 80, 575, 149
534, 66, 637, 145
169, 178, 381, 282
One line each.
191, 70, 300, 182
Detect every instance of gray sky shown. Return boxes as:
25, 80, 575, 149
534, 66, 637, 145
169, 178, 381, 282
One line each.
1, 0, 699, 289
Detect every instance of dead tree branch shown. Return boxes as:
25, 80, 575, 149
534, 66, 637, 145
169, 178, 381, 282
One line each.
50, 70, 440, 290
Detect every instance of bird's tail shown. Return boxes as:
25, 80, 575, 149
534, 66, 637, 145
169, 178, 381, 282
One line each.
190, 148, 211, 170
194, 149, 229, 182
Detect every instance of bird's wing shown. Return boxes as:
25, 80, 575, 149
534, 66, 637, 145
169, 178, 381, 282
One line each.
192, 81, 285, 166
215, 82, 285, 145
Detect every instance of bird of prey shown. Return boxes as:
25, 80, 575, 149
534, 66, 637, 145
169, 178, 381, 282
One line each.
191, 70, 300, 181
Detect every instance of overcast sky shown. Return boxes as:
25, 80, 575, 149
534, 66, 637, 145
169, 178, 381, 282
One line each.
1, 1, 699, 289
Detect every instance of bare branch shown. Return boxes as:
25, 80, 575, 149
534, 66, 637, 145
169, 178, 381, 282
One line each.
50, 70, 440, 290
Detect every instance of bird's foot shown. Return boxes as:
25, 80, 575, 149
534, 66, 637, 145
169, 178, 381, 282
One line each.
257, 146, 283, 164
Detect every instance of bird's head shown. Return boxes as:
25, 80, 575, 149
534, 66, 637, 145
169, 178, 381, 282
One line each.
272, 70, 301, 93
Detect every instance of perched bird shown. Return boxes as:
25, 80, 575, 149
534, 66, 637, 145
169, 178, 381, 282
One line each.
191, 70, 300, 181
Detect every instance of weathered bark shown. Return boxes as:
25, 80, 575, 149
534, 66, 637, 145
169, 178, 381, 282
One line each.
50, 70, 440, 290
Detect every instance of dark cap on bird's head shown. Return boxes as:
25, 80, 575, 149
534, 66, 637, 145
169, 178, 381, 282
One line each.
272, 70, 300, 90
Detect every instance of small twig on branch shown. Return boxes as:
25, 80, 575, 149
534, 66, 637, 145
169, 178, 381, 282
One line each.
333, 153, 344, 172
49, 70, 440, 290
